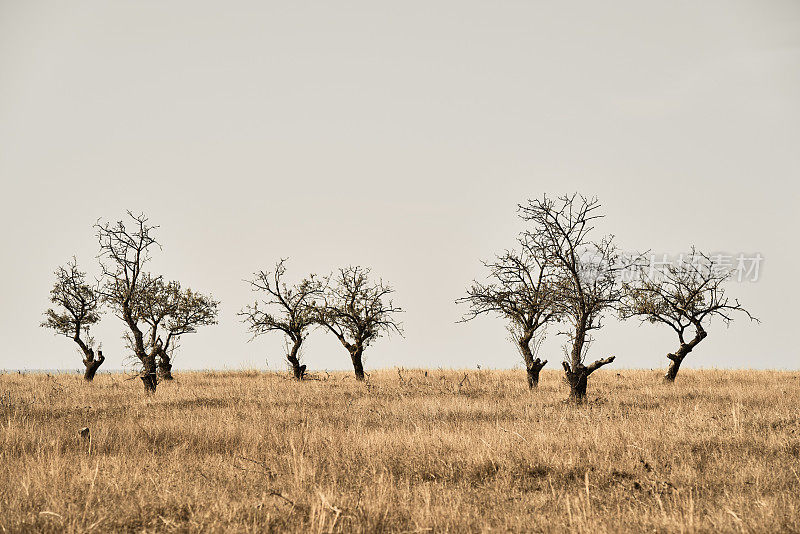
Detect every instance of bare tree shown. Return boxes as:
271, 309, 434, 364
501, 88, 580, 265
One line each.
135, 274, 219, 380
458, 246, 559, 389
239, 260, 323, 379
96, 212, 161, 393
41, 259, 105, 381
621, 248, 758, 382
519, 194, 633, 402
318, 266, 402, 381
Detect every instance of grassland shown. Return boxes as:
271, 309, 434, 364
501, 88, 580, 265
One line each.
1, 368, 798, 533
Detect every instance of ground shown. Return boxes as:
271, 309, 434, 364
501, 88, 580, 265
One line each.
1, 369, 798, 533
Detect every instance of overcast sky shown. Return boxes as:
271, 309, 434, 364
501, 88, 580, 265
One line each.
1, 1, 798, 372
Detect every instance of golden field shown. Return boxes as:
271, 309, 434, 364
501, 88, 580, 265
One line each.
1, 368, 798, 533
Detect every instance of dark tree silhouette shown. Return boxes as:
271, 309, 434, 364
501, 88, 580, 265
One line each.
239, 260, 323, 379
135, 274, 219, 380
41, 258, 105, 381
519, 194, 634, 402
96, 212, 161, 393
458, 245, 559, 389
318, 266, 402, 381
621, 248, 758, 382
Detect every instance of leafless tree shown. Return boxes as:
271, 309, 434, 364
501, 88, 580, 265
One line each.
621, 248, 758, 382
239, 260, 323, 379
135, 274, 219, 380
41, 258, 105, 381
96, 212, 161, 393
318, 266, 403, 381
458, 245, 559, 389
519, 194, 635, 402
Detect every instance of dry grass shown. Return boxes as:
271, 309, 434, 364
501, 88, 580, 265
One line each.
1, 368, 798, 533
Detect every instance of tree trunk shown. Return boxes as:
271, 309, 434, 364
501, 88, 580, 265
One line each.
526, 359, 547, 389
123, 303, 154, 393
287, 338, 306, 380
563, 355, 615, 403
663, 329, 707, 383
519, 332, 547, 389
82, 349, 105, 381
75, 335, 104, 382
350, 347, 365, 381
569, 322, 586, 373
141, 354, 158, 394
564, 364, 589, 402
158, 351, 174, 381
564, 320, 589, 401
664, 353, 684, 382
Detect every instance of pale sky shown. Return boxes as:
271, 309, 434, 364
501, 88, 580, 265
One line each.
1, 1, 798, 372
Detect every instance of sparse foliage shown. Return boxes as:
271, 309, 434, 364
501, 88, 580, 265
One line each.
458, 245, 559, 389
95, 213, 218, 391
41, 258, 105, 380
239, 259, 323, 379
519, 194, 636, 401
318, 266, 403, 381
621, 247, 758, 381
135, 274, 219, 380
96, 212, 161, 392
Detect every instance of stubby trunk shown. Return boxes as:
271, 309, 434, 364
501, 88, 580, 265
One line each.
526, 360, 546, 389
82, 349, 105, 382
158, 351, 174, 381
74, 334, 104, 382
519, 333, 547, 389
565, 322, 589, 401
141, 354, 158, 394
350, 347, 365, 381
287, 338, 306, 380
663, 329, 707, 383
563, 355, 615, 403
564, 364, 589, 401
